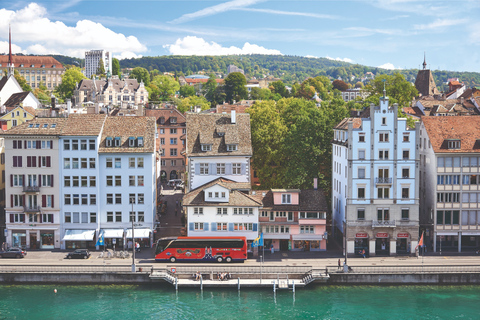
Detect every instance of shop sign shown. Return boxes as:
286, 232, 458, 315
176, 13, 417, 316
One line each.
397, 233, 409, 238
376, 232, 389, 238
356, 233, 368, 238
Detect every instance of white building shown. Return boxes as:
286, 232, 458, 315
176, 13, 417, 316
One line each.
183, 178, 261, 242
340, 88, 368, 102
332, 93, 420, 256
85, 50, 112, 79
185, 111, 252, 191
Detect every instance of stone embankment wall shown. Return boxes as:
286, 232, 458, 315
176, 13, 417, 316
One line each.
327, 273, 480, 284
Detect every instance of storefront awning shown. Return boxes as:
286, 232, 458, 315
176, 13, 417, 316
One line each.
62, 229, 95, 241
125, 228, 151, 239
102, 229, 124, 238
291, 234, 324, 241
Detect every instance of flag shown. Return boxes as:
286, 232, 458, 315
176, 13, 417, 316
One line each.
96, 233, 104, 246
416, 232, 424, 250
252, 233, 263, 247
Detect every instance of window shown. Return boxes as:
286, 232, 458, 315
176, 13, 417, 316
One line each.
201, 144, 211, 152
217, 223, 228, 231
114, 176, 121, 187
81, 176, 88, 187
194, 223, 204, 231
137, 176, 144, 186
65, 213, 71, 223
377, 208, 390, 221
90, 194, 96, 205
129, 158, 135, 168
170, 149, 177, 156
81, 194, 88, 205
72, 177, 79, 187
64, 176, 71, 187
170, 128, 177, 134
234, 223, 253, 231
65, 140, 72, 150
13, 156, 22, 167
106, 176, 113, 187
138, 158, 144, 168
64, 194, 71, 205
129, 193, 136, 204
80, 140, 87, 150
89, 158, 96, 169
114, 137, 121, 147
379, 132, 389, 142
217, 208, 228, 215
171, 160, 176, 166
138, 211, 144, 222
114, 158, 121, 168
227, 144, 238, 152
358, 187, 365, 199
106, 158, 112, 168
159, 128, 165, 134
170, 138, 177, 145
138, 194, 144, 204
106, 194, 113, 204
72, 140, 78, 150
115, 211, 122, 222
377, 187, 390, 199
160, 138, 165, 145
80, 158, 87, 169
73, 194, 79, 205
401, 208, 409, 220
115, 194, 122, 204
437, 210, 459, 226
194, 207, 204, 215
300, 225, 314, 234
129, 176, 135, 186
379, 149, 389, 160
403, 133, 410, 142
382, 117, 387, 125
90, 212, 96, 223
232, 163, 241, 175
282, 194, 291, 204
216, 163, 225, 175
358, 133, 365, 142
89, 176, 96, 187
358, 149, 365, 160
357, 208, 365, 220
89, 139, 95, 150
447, 140, 461, 150
200, 163, 209, 175
358, 168, 365, 179
403, 150, 410, 160
402, 187, 409, 199
107, 212, 113, 222
106, 137, 113, 147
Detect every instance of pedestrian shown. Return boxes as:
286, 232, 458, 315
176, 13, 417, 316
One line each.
362, 249, 366, 258
176, 200, 178, 207
270, 244, 274, 254
338, 258, 341, 270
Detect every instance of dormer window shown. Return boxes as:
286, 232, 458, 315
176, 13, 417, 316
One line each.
227, 144, 238, 152
137, 137, 144, 147
51, 124, 56, 128
447, 139, 460, 149
282, 194, 291, 204
52, 64, 56, 68
106, 137, 113, 147
217, 132, 225, 137
28, 124, 33, 128
31, 64, 34, 67
170, 117, 177, 124
20, 64, 24, 67
159, 117, 165, 124
35, 124, 40, 128
201, 144, 212, 152
128, 137, 135, 147
41, 65, 45, 68
114, 137, 121, 147
43, 124, 48, 128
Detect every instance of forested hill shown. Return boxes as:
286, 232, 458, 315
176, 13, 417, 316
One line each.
52, 54, 480, 91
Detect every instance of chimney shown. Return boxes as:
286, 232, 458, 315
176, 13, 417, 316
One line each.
231, 110, 236, 124
67, 100, 71, 114
313, 178, 318, 190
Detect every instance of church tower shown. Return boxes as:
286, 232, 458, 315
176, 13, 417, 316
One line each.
414, 53, 439, 97
7, 25, 14, 77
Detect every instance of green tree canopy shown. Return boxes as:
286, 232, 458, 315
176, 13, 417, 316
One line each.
149, 74, 180, 101
224, 72, 248, 103
130, 67, 150, 86
175, 95, 210, 113
13, 70, 31, 92
269, 81, 289, 98
332, 79, 349, 91
364, 73, 418, 107
112, 58, 120, 76
55, 66, 87, 100
179, 85, 196, 98
96, 58, 105, 77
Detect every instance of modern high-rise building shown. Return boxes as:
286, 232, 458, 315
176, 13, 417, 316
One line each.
84, 50, 112, 79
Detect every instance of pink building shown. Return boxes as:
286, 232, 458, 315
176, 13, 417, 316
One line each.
254, 188, 328, 252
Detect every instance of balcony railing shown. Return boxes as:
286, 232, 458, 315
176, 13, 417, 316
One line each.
372, 220, 396, 228
375, 177, 392, 184
23, 206, 41, 213
23, 186, 40, 193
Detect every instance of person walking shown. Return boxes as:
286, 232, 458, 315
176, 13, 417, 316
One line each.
338, 258, 341, 270
362, 249, 366, 258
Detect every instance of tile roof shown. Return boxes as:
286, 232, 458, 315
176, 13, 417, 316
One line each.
415, 69, 439, 97
145, 108, 186, 126
98, 116, 156, 153
253, 189, 328, 212
0, 76, 8, 92
3, 92, 30, 108
3, 117, 67, 136
422, 116, 480, 153
62, 114, 107, 136
0, 55, 63, 69
334, 118, 363, 130
77, 78, 141, 93
186, 112, 252, 157
183, 178, 260, 207
402, 106, 423, 118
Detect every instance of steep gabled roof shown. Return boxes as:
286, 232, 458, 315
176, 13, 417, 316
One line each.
62, 114, 107, 136
3, 92, 30, 108
145, 108, 186, 126
253, 189, 328, 212
334, 117, 363, 130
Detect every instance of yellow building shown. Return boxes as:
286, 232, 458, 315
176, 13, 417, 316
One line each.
0, 106, 35, 130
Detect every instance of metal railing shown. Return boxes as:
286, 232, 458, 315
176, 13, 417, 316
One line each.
0, 265, 153, 274
372, 220, 396, 227
162, 265, 313, 275
23, 206, 41, 213
375, 177, 392, 184
326, 265, 480, 274
23, 186, 40, 193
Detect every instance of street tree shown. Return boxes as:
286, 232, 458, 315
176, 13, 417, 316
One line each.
224, 72, 248, 103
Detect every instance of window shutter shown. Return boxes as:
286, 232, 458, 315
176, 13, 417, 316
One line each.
195, 163, 200, 175
203, 223, 209, 231
38, 175, 42, 187
210, 163, 216, 174
51, 175, 54, 187
241, 163, 246, 175
10, 213, 13, 223
39, 214, 42, 223
22, 175, 25, 186
18, 156, 22, 167
228, 223, 234, 231
225, 163, 232, 175
50, 140, 53, 149
20, 214, 25, 222
46, 156, 51, 167
13, 140, 17, 149
10, 195, 13, 208
211, 223, 216, 231
13, 156, 17, 167
33, 156, 37, 167
36, 141, 41, 149
253, 223, 258, 232
42, 195, 46, 207
51, 195, 54, 208
50, 214, 54, 223
189, 222, 194, 231
27, 156, 31, 168
10, 174, 12, 187
22, 195, 25, 206
24, 141, 27, 149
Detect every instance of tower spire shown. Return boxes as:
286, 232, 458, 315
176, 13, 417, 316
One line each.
7, 25, 14, 77
422, 52, 427, 70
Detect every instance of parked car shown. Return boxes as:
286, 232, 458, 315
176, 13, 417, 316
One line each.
1, 248, 27, 258
66, 249, 91, 259
168, 179, 183, 188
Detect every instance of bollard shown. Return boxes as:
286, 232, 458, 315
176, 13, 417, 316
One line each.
293, 280, 295, 293
273, 280, 276, 293
238, 277, 240, 291
200, 275, 203, 291
175, 276, 178, 291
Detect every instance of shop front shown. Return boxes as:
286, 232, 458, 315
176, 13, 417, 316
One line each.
355, 232, 369, 257
396, 232, 410, 255
62, 230, 96, 250
101, 229, 125, 250
375, 232, 390, 256
461, 232, 480, 252
126, 228, 152, 249
40, 231, 55, 249
11, 230, 27, 248
291, 234, 324, 251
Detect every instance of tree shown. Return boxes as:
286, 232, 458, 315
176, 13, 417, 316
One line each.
112, 58, 120, 76
13, 70, 31, 92
130, 67, 150, 86
364, 73, 418, 107
150, 75, 179, 101
332, 79, 349, 91
224, 72, 248, 103
175, 95, 210, 113
179, 85, 196, 98
204, 73, 218, 105
96, 58, 105, 77
270, 81, 289, 98
55, 66, 87, 100
33, 84, 50, 105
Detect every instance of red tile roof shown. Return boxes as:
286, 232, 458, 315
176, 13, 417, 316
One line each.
0, 55, 63, 68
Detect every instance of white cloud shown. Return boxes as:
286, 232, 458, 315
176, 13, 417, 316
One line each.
414, 19, 467, 30
170, 0, 265, 24
305, 55, 319, 59
0, 41, 26, 55
115, 51, 143, 60
326, 56, 353, 63
0, 3, 147, 58
164, 36, 282, 55
377, 63, 401, 70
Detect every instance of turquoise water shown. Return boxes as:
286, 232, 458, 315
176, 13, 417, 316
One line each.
0, 284, 479, 319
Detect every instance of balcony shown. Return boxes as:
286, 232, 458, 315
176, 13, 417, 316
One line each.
375, 177, 392, 185
372, 220, 396, 228
23, 206, 41, 213
23, 186, 40, 193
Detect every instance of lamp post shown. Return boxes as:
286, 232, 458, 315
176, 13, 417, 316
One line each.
131, 200, 136, 273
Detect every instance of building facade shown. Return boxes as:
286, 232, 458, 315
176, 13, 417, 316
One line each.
420, 116, 480, 253
85, 50, 112, 79
333, 95, 420, 256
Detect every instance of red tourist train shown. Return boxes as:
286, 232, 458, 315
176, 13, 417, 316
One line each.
154, 236, 248, 263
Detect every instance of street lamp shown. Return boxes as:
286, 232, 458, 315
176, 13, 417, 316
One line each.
131, 200, 136, 273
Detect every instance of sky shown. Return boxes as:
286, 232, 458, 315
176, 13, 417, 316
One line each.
0, 0, 479, 72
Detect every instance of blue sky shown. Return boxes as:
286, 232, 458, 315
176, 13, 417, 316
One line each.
1, 0, 479, 72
